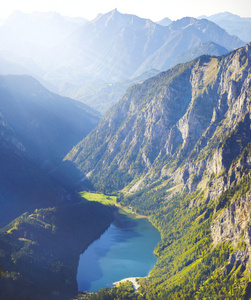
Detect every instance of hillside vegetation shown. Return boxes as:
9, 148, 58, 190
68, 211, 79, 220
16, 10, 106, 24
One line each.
67, 43, 251, 299
0, 74, 110, 300
0, 201, 114, 300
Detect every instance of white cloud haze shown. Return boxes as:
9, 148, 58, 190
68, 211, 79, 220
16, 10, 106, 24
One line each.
0, 0, 251, 21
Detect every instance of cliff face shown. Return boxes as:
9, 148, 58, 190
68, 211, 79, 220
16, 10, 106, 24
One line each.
66, 43, 251, 297
66, 43, 251, 192
210, 188, 251, 276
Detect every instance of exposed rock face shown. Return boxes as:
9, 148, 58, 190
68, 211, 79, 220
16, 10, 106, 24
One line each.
66, 43, 251, 193
211, 191, 251, 247
65, 43, 251, 274
65, 43, 251, 296
211, 190, 251, 274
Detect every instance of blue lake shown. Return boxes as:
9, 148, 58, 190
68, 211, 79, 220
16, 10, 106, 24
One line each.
77, 214, 161, 292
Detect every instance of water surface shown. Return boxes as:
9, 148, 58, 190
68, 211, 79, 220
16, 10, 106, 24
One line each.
77, 214, 160, 292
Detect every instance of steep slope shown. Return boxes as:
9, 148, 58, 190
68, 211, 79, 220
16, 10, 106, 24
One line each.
171, 41, 229, 68
66, 43, 250, 191
134, 16, 244, 76
66, 43, 251, 298
0, 77, 112, 300
0, 116, 62, 227
0, 74, 99, 169
0, 72, 100, 227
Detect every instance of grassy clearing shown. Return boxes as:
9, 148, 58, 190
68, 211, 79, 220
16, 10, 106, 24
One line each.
79, 191, 117, 205
79, 191, 146, 218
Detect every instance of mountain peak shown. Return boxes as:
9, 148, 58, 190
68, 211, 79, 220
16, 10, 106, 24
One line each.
95, 8, 121, 19
91, 8, 155, 30
106, 8, 121, 21
157, 17, 172, 26
210, 11, 240, 19
169, 17, 197, 30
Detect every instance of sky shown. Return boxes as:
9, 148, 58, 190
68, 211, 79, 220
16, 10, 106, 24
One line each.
0, 0, 251, 21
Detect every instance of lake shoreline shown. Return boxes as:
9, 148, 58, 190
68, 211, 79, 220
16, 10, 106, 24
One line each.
77, 212, 160, 293
80, 191, 149, 220
113, 277, 140, 292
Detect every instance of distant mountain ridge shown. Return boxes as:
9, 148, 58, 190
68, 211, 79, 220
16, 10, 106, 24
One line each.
48, 10, 244, 82
0, 9, 246, 114
41, 9, 245, 113
0, 74, 99, 169
199, 12, 251, 42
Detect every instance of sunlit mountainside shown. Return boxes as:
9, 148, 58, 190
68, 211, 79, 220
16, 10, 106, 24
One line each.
0, 9, 245, 113
67, 42, 251, 299
0, 7, 251, 300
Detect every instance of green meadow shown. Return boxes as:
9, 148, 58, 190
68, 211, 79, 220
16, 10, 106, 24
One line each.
79, 191, 144, 217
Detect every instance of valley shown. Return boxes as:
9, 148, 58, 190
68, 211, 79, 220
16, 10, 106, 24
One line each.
67, 42, 251, 299
79, 191, 146, 216
0, 6, 251, 300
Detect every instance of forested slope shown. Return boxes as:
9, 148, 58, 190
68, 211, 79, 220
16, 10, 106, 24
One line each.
67, 43, 251, 299
0, 75, 113, 300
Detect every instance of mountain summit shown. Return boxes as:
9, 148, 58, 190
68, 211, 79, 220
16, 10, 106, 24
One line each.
47, 10, 244, 83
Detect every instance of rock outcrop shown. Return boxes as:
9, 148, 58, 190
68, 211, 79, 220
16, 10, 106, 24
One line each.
66, 43, 251, 194
65, 42, 251, 297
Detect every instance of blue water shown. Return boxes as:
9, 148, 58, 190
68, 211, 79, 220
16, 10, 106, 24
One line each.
77, 215, 161, 292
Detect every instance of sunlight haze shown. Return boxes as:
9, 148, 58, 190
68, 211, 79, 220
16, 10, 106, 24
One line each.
0, 0, 250, 21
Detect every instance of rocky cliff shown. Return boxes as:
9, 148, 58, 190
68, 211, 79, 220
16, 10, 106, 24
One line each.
66, 43, 251, 298
66, 43, 251, 191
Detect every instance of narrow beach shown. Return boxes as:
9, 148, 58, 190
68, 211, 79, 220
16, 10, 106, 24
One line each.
113, 277, 140, 292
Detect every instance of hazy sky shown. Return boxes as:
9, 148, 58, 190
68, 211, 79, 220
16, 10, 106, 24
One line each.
1, 0, 251, 21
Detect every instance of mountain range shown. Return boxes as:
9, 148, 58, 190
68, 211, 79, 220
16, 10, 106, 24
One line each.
200, 12, 251, 43
48, 9, 244, 81
0, 9, 246, 114
0, 8, 251, 299
41, 9, 244, 112
66, 42, 251, 298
